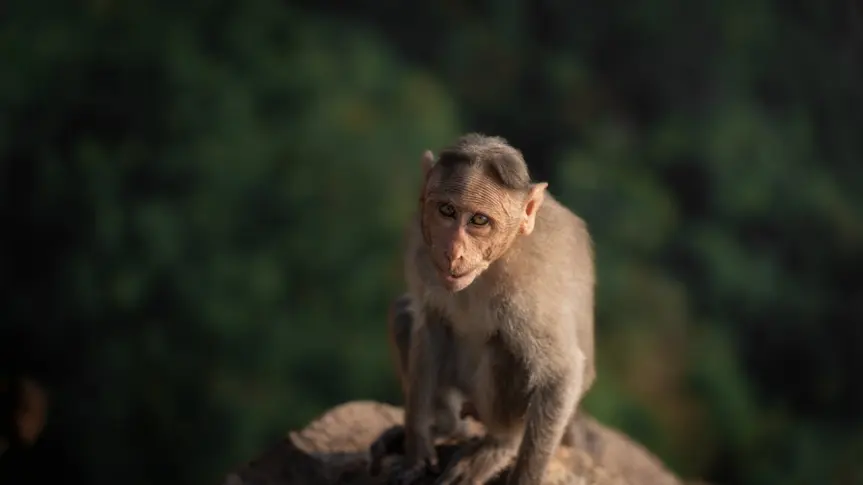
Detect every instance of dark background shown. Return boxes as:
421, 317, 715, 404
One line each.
1, 1, 862, 484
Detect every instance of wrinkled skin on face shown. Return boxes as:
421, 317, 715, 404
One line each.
418, 155, 545, 292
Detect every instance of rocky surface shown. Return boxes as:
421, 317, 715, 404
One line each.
221, 401, 694, 485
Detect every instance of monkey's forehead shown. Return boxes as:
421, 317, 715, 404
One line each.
426, 171, 517, 217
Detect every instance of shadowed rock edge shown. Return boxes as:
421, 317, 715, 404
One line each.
222, 401, 700, 485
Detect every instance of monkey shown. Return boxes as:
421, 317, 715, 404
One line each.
391, 134, 596, 485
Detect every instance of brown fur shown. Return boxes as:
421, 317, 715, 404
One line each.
385, 294, 481, 425
386, 294, 414, 393
369, 296, 477, 478
391, 134, 596, 485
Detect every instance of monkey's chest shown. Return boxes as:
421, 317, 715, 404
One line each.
454, 332, 531, 433
434, 291, 498, 338
429, 288, 531, 428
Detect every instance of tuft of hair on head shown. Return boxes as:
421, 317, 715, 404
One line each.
436, 133, 533, 193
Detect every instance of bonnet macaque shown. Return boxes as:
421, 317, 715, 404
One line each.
381, 134, 596, 485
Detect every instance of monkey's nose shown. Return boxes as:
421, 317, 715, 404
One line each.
444, 248, 464, 264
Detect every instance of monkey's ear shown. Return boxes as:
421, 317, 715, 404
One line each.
421, 150, 436, 176
520, 182, 548, 236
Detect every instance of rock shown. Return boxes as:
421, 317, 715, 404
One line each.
222, 401, 692, 485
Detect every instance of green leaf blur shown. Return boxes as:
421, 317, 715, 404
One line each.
1, 1, 861, 485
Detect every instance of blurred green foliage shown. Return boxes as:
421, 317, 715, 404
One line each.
1, 1, 861, 485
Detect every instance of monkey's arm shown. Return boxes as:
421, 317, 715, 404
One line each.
508, 356, 585, 485
387, 294, 413, 393
396, 313, 441, 483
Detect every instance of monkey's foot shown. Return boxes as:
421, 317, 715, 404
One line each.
388, 461, 437, 485
433, 437, 514, 485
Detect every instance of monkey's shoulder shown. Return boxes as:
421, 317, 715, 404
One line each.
504, 196, 592, 286
535, 194, 591, 250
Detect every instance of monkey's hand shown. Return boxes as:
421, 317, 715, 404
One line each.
433, 436, 514, 485
389, 460, 436, 485
388, 430, 439, 485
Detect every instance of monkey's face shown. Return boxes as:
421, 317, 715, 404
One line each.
420, 169, 522, 292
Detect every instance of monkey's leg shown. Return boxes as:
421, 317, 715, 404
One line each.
559, 411, 602, 455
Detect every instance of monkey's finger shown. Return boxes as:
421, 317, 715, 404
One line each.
388, 463, 429, 485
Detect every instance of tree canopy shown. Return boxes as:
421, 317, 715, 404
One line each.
1, 1, 861, 484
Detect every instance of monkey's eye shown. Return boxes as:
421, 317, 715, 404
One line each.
470, 214, 490, 226
438, 203, 456, 218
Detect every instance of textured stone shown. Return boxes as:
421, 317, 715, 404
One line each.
222, 401, 698, 485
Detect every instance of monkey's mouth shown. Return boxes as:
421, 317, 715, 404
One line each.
443, 272, 470, 283
433, 263, 473, 280
431, 258, 482, 290
436, 266, 480, 290
446, 270, 472, 279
